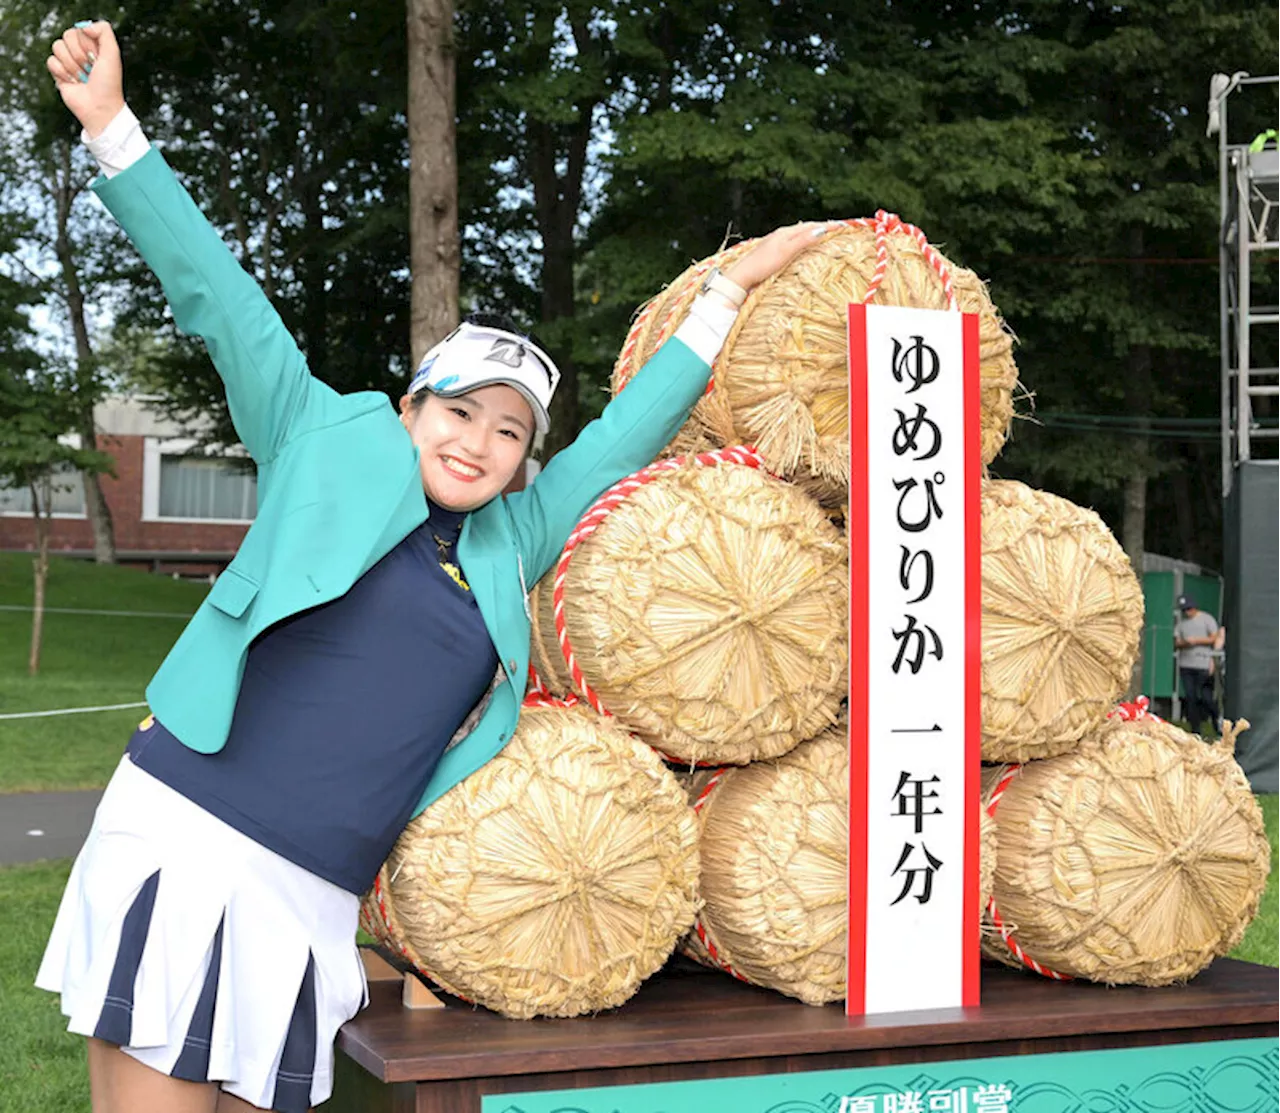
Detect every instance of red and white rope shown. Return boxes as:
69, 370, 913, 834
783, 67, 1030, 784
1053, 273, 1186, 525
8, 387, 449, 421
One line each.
985, 896, 1071, 982
525, 665, 552, 701
692, 768, 730, 814
552, 446, 766, 717
693, 919, 752, 983
1107, 695, 1165, 723
685, 766, 750, 981
847, 210, 958, 311
522, 687, 582, 711
363, 874, 477, 1003
984, 765, 1022, 818
983, 763, 1071, 981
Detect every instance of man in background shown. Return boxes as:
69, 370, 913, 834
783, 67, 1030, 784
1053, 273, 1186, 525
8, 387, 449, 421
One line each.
1174, 595, 1220, 737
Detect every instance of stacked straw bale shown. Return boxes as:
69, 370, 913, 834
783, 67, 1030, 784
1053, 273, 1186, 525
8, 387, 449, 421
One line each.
982, 716, 1270, 986
611, 224, 1019, 505
981, 479, 1144, 763
681, 727, 998, 1006
361, 702, 699, 1018
529, 457, 847, 766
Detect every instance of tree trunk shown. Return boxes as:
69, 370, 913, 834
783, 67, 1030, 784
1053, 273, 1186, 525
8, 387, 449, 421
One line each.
1121, 468, 1147, 576
77, 414, 115, 563
407, 0, 460, 366
51, 142, 115, 562
1123, 225, 1152, 695
28, 482, 49, 676
1170, 465, 1195, 563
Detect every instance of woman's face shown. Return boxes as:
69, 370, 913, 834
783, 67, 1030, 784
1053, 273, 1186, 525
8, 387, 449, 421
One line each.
398, 384, 534, 511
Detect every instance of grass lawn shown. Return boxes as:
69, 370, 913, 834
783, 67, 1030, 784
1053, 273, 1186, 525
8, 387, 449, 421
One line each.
0, 553, 206, 791
0, 859, 84, 1113
1233, 792, 1278, 966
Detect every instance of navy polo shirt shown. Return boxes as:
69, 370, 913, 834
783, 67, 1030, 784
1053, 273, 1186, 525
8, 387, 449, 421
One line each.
128, 500, 499, 894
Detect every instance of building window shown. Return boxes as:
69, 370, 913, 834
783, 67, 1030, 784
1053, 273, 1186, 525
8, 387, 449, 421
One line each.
0, 465, 87, 517
157, 456, 257, 521
142, 438, 257, 523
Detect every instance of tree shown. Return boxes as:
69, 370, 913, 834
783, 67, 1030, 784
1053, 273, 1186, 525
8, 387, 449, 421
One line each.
106, 0, 414, 446
0, 3, 128, 562
407, 0, 460, 363
0, 286, 110, 673
948, 0, 1278, 572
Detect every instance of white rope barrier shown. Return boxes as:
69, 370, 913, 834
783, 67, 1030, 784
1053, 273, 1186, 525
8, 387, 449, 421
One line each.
0, 605, 193, 619
0, 701, 147, 721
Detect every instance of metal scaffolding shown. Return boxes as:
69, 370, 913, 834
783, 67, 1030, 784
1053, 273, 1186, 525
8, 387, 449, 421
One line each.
1210, 72, 1280, 497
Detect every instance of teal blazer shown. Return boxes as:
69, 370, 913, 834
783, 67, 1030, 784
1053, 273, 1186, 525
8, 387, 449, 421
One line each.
100, 149, 711, 816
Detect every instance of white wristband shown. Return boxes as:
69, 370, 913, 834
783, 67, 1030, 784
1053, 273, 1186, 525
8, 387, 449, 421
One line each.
674, 293, 739, 365
700, 270, 748, 308
82, 105, 151, 178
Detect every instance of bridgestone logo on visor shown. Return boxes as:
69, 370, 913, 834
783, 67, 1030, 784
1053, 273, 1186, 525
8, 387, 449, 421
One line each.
485, 337, 527, 370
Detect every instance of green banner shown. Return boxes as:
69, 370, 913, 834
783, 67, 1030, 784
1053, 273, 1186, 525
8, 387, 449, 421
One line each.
482, 1038, 1277, 1113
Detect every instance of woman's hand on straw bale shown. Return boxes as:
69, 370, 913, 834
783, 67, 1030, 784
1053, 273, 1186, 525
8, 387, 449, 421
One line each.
47, 21, 124, 139
722, 221, 840, 292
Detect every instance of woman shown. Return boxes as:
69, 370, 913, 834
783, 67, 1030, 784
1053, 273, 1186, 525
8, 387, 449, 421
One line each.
39, 20, 832, 1113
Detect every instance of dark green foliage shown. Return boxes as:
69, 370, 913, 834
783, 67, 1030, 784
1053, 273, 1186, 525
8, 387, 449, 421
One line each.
3, 0, 1275, 560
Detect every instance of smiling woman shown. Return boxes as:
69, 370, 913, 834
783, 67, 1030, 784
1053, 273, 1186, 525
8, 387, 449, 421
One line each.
38, 18, 837, 1113
399, 379, 534, 512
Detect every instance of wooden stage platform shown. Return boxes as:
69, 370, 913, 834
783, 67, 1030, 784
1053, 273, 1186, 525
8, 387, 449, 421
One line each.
330, 956, 1278, 1112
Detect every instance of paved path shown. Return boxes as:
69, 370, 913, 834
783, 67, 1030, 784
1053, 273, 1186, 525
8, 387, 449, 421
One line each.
0, 790, 101, 865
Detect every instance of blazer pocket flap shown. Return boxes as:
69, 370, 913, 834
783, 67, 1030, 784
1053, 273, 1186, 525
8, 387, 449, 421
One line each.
206, 566, 260, 618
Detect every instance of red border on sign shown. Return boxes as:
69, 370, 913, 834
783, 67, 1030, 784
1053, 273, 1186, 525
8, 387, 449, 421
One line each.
961, 311, 982, 1006
846, 303, 870, 1017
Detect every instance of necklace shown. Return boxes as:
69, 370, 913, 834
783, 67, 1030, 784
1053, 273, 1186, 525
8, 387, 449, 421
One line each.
432, 531, 470, 592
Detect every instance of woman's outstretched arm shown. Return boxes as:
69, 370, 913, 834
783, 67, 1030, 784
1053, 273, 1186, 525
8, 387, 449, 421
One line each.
47, 21, 334, 465
505, 222, 835, 582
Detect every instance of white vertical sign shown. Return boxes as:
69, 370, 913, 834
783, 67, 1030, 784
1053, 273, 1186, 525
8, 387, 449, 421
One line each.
846, 303, 981, 1016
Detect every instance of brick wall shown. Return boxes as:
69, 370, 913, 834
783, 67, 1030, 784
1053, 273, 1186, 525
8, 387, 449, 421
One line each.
0, 433, 250, 571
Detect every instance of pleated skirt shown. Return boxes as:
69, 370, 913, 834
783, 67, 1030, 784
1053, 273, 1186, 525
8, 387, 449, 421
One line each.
36, 755, 368, 1112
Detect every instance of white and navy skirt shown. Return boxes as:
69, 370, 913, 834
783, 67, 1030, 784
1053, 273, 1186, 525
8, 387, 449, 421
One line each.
36, 755, 368, 1112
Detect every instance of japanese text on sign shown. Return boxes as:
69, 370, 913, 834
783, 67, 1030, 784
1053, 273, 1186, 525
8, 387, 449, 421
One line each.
847, 303, 981, 1015
836, 1084, 1013, 1113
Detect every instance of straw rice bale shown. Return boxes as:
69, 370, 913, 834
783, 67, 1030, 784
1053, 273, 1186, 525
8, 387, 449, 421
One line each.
611, 223, 1018, 504
683, 727, 997, 1005
982, 718, 1270, 986
529, 458, 847, 765
982, 480, 1144, 763
361, 702, 699, 1018
683, 729, 848, 1004
979, 805, 997, 911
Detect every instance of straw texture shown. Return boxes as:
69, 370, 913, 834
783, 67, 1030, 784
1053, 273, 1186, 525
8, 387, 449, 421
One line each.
684, 728, 849, 1004
360, 703, 699, 1018
529, 459, 848, 765
611, 225, 1018, 504
982, 717, 1271, 986
682, 728, 998, 1005
979, 805, 997, 912
981, 480, 1144, 763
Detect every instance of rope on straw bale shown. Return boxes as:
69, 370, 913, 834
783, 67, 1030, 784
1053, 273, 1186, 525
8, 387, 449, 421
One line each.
679, 726, 998, 1005
981, 716, 1270, 986
611, 213, 1019, 505
527, 448, 848, 766
360, 700, 699, 1018
981, 479, 1144, 763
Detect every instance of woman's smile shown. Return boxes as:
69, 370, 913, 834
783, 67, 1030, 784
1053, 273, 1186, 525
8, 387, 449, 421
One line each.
440, 454, 485, 480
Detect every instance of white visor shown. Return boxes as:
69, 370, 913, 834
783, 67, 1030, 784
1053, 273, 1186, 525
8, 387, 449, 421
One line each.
408, 323, 560, 435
